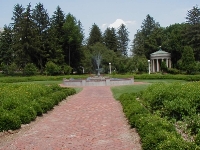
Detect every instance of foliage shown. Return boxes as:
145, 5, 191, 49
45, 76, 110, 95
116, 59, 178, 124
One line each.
23, 63, 38, 76
118, 92, 194, 150
63, 64, 72, 75
0, 109, 21, 131
185, 5, 200, 61
180, 46, 196, 74
103, 27, 118, 53
1, 63, 18, 75
45, 61, 61, 75
117, 24, 129, 56
167, 68, 180, 74
62, 13, 84, 68
161, 61, 168, 73
87, 23, 102, 46
0, 83, 76, 131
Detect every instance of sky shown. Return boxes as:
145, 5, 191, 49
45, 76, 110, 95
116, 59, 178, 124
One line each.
0, 0, 199, 43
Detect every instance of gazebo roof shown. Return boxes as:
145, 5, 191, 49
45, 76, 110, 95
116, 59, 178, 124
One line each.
150, 47, 170, 56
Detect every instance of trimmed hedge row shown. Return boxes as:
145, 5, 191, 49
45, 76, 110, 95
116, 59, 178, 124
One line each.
134, 74, 200, 81
0, 75, 89, 83
119, 93, 198, 150
0, 83, 76, 131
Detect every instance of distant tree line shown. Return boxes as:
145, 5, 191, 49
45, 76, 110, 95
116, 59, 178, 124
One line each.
131, 5, 200, 74
0, 3, 199, 75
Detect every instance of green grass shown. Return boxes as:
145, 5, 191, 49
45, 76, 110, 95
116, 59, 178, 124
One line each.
135, 79, 188, 83
111, 79, 187, 100
111, 84, 149, 100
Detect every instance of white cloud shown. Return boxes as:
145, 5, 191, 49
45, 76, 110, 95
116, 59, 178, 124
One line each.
108, 19, 136, 29
101, 23, 107, 28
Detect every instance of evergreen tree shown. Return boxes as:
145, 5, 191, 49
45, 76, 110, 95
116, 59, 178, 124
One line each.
162, 23, 187, 67
117, 24, 129, 56
0, 25, 14, 65
185, 5, 200, 61
62, 13, 84, 69
131, 30, 145, 56
141, 14, 160, 37
87, 23, 102, 46
32, 2, 50, 73
180, 46, 196, 74
132, 14, 160, 57
103, 27, 118, 52
48, 6, 66, 65
11, 3, 35, 69
144, 27, 165, 59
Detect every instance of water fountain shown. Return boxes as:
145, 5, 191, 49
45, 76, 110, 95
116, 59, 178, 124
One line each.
63, 52, 134, 86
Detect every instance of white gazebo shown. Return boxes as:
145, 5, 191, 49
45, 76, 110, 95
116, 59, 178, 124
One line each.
150, 47, 171, 72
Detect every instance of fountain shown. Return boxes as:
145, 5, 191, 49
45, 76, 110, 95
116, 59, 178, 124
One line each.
63, 52, 134, 86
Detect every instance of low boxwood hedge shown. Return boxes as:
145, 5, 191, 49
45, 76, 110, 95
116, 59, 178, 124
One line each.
119, 93, 198, 150
0, 83, 76, 131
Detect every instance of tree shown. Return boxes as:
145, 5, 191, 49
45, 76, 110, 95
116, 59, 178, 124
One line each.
11, 3, 31, 68
185, 5, 200, 61
132, 14, 160, 57
62, 13, 84, 69
141, 14, 160, 37
87, 23, 102, 46
144, 27, 165, 59
180, 46, 196, 74
0, 25, 14, 66
186, 5, 200, 25
117, 24, 129, 56
131, 30, 145, 56
48, 6, 66, 65
103, 27, 118, 52
30, 3, 50, 73
162, 23, 187, 67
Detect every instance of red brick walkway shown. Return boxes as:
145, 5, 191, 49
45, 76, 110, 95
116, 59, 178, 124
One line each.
0, 86, 141, 150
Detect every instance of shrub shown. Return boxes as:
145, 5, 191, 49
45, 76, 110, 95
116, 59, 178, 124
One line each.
45, 61, 61, 75
37, 97, 54, 113
23, 63, 38, 76
1, 63, 17, 75
63, 64, 72, 75
13, 105, 37, 124
167, 68, 180, 74
31, 101, 43, 116
0, 109, 21, 131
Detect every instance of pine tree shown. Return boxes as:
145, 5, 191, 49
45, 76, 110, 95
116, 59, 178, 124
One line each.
11, 3, 35, 68
87, 23, 102, 46
48, 6, 66, 65
131, 30, 145, 56
32, 2, 50, 73
0, 25, 14, 65
117, 24, 129, 56
62, 13, 84, 68
185, 5, 200, 61
103, 27, 118, 52
141, 14, 160, 37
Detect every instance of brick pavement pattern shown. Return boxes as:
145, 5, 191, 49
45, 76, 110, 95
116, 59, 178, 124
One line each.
0, 86, 141, 150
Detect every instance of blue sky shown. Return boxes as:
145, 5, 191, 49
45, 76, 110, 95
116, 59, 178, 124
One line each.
0, 0, 199, 41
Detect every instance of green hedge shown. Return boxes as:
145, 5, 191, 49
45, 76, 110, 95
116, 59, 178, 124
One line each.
119, 93, 198, 150
0, 83, 76, 131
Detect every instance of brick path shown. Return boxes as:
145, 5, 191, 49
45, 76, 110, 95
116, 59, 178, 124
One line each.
0, 86, 141, 150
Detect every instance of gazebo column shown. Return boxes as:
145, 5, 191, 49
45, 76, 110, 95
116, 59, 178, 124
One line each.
157, 59, 159, 72
169, 59, 171, 68
166, 59, 169, 67
152, 59, 155, 72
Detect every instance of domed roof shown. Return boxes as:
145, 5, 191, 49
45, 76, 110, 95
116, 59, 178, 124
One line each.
150, 46, 171, 59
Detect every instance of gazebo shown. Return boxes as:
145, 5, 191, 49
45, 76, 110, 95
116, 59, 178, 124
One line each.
150, 47, 171, 72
